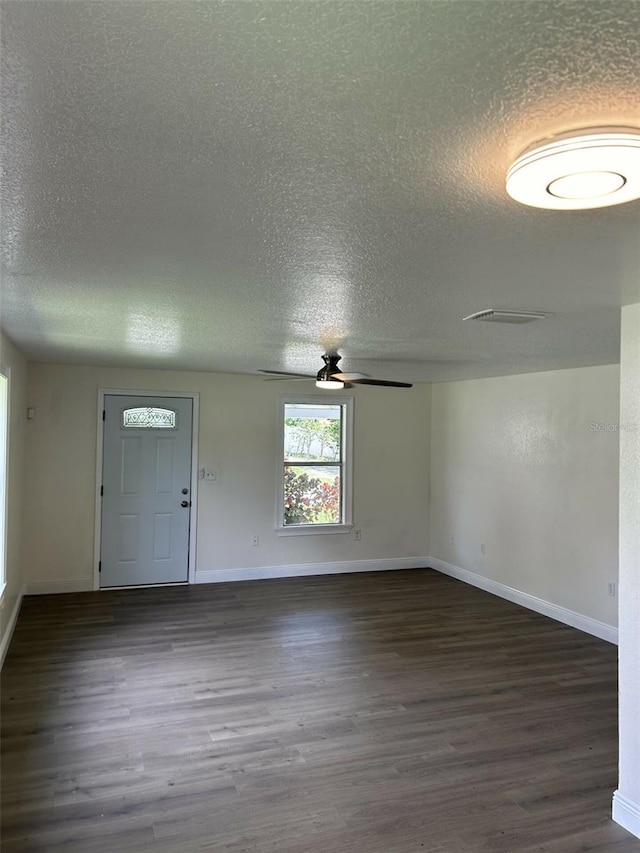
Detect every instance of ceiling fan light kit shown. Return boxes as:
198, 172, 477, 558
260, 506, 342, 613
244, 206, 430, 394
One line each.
506, 127, 640, 210
315, 378, 345, 389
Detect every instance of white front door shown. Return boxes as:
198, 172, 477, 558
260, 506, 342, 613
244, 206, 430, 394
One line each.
100, 395, 193, 587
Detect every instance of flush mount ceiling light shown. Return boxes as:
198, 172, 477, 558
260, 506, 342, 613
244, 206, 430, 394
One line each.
506, 127, 640, 210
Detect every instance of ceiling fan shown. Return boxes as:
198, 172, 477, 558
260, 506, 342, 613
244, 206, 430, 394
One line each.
259, 354, 413, 389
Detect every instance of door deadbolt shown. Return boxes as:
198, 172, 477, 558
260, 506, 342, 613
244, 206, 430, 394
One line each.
181, 488, 189, 494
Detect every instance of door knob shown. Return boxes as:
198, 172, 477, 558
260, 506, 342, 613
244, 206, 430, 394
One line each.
181, 500, 190, 508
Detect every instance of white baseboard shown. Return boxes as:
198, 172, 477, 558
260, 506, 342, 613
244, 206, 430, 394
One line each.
0, 583, 25, 669
613, 791, 640, 840
26, 579, 94, 595
195, 557, 428, 585
23, 561, 427, 594
429, 557, 618, 645
19, 561, 618, 649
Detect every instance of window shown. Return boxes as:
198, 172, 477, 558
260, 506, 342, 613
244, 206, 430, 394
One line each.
278, 395, 353, 534
122, 406, 177, 429
0, 370, 8, 593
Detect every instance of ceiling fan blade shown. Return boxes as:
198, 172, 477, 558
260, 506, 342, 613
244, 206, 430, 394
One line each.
348, 378, 413, 388
259, 360, 410, 388
262, 376, 314, 382
333, 372, 370, 381
258, 369, 315, 379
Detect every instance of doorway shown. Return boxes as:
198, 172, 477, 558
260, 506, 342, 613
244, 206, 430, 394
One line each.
99, 394, 195, 588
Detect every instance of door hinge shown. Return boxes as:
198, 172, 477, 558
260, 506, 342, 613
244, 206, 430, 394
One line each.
99, 561, 102, 573
100, 485, 104, 496
102, 410, 106, 421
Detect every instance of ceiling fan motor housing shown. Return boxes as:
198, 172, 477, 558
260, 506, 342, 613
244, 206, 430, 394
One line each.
316, 354, 342, 383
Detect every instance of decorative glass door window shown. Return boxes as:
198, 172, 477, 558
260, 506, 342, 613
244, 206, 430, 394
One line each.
122, 407, 177, 429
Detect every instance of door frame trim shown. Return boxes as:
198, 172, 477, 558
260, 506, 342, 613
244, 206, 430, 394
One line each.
93, 388, 200, 590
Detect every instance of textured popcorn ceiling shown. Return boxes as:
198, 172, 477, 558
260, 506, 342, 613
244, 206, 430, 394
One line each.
1, 0, 639, 382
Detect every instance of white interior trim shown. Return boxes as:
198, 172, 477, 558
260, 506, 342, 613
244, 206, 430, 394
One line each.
16, 550, 619, 646
613, 791, 640, 840
94, 388, 200, 589
19, 556, 619, 651
0, 366, 10, 596
276, 394, 354, 533
195, 557, 427, 585
27, 579, 94, 595
276, 524, 353, 536
429, 557, 618, 644
0, 583, 25, 669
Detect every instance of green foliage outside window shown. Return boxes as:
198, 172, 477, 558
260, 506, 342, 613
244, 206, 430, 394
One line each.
283, 467, 341, 525
284, 416, 341, 461
282, 408, 343, 526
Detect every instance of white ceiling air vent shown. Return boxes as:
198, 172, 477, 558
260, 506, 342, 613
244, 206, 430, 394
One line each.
462, 309, 550, 324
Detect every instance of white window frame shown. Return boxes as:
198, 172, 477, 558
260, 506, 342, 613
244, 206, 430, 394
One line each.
0, 367, 9, 599
276, 394, 353, 536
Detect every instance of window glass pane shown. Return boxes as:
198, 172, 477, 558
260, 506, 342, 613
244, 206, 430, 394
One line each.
122, 407, 177, 429
284, 403, 341, 463
283, 465, 341, 526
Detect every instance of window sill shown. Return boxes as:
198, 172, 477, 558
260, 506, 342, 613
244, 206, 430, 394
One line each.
277, 524, 353, 537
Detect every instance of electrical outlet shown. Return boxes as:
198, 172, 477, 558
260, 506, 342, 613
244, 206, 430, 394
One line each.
608, 582, 616, 597
480, 543, 486, 556
252, 535, 259, 547
354, 529, 362, 541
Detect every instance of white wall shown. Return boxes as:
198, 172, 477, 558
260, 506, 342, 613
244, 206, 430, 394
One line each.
23, 364, 430, 587
614, 303, 640, 837
429, 364, 620, 629
0, 331, 27, 662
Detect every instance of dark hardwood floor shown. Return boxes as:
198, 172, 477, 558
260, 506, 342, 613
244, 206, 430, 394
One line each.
1, 569, 638, 852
